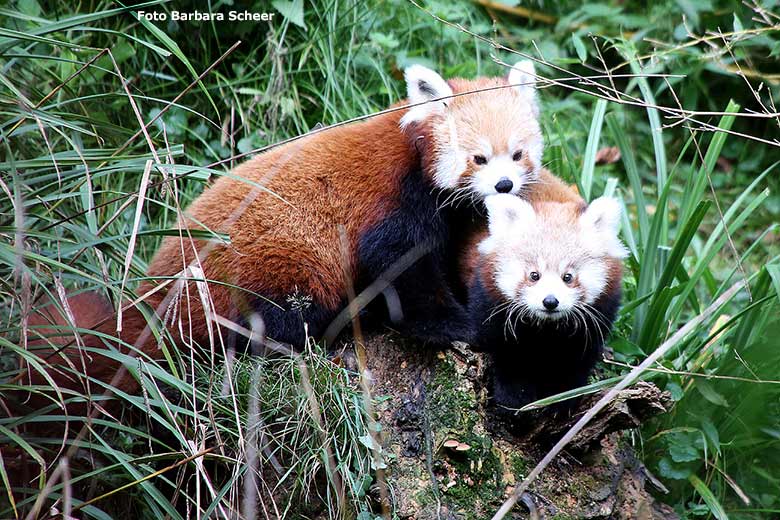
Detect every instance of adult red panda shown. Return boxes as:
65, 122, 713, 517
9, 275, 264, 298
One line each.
459, 180, 627, 417
24, 61, 552, 398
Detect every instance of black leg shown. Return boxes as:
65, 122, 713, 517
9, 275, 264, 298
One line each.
386, 255, 471, 345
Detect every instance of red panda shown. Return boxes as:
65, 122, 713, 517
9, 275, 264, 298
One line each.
460, 181, 627, 417
23, 61, 554, 400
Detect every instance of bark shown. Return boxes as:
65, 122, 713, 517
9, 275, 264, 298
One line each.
360, 332, 676, 520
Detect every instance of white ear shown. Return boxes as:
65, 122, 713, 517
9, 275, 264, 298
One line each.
479, 195, 535, 254
400, 65, 453, 128
581, 197, 628, 258
507, 60, 539, 117
485, 194, 535, 236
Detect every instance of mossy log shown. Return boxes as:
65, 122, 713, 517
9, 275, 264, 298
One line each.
358, 332, 676, 519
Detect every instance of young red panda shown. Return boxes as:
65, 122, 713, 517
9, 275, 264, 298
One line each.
460, 187, 627, 417
24, 61, 552, 399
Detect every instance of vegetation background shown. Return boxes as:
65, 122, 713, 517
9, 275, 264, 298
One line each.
1, 0, 779, 518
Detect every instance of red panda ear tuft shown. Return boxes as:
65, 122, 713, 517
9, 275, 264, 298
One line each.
482, 195, 536, 249
581, 197, 629, 258
508, 60, 539, 117
400, 64, 453, 128
582, 197, 621, 232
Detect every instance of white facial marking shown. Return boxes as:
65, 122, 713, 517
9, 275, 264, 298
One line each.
431, 116, 468, 188
477, 138, 493, 157
524, 133, 543, 178
496, 259, 526, 300
579, 260, 608, 304
482, 197, 628, 322
473, 154, 528, 196
521, 273, 577, 320
506, 124, 543, 181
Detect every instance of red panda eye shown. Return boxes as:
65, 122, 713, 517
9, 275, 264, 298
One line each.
562, 273, 573, 284
530, 271, 540, 282
473, 155, 487, 165
512, 151, 523, 161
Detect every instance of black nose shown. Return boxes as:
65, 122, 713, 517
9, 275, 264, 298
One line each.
494, 177, 513, 193
543, 295, 559, 310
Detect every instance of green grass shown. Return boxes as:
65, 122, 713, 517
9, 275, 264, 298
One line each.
2, 0, 780, 518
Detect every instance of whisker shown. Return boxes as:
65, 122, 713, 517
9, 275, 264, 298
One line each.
486, 300, 512, 324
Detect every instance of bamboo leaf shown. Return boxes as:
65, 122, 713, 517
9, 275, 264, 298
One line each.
580, 98, 608, 201
689, 474, 730, 520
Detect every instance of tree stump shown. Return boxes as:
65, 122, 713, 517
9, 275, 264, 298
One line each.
358, 332, 676, 519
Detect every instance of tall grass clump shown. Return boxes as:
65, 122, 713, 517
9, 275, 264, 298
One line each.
1, 1, 386, 517
2, 0, 780, 519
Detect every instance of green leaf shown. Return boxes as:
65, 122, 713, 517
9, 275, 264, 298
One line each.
672, 184, 770, 319
633, 166, 677, 342
658, 457, 692, 480
636, 200, 710, 347
358, 434, 377, 450
689, 474, 730, 520
733, 13, 743, 33
580, 99, 608, 201
700, 418, 720, 453
666, 382, 684, 401
370, 32, 399, 49
680, 100, 740, 226
670, 441, 700, 463
78, 180, 97, 235
630, 59, 668, 244
694, 379, 729, 407
17, 0, 42, 17
521, 375, 625, 410
273, 0, 307, 29
572, 33, 587, 62
280, 97, 297, 118
766, 264, 780, 301
133, 10, 219, 116
611, 337, 646, 360
606, 112, 648, 241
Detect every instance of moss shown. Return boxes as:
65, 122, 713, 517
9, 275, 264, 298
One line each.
412, 486, 438, 511
424, 355, 507, 517
426, 355, 476, 432
570, 473, 599, 496
509, 453, 529, 480
442, 434, 504, 514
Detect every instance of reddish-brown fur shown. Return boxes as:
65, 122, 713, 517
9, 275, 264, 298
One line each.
410, 77, 542, 186
142, 108, 418, 335
19, 293, 149, 411
21, 72, 551, 403
21, 108, 419, 400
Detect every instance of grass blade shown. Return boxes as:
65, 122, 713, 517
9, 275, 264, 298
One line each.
579, 98, 608, 201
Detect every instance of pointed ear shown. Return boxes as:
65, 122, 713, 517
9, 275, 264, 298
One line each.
485, 194, 535, 237
507, 60, 539, 117
479, 195, 535, 254
581, 197, 628, 258
400, 65, 453, 128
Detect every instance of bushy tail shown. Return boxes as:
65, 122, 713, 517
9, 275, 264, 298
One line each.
19, 291, 158, 411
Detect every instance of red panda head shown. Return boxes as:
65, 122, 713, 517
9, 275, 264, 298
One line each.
400, 61, 542, 200
479, 194, 627, 322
